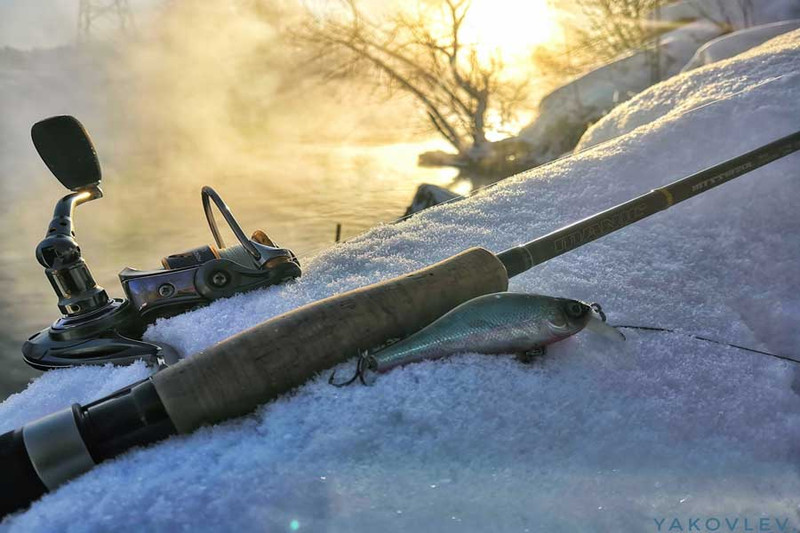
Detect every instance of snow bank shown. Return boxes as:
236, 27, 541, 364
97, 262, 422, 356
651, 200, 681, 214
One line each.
518, 0, 800, 166
2, 29, 800, 533
577, 29, 800, 149
683, 19, 800, 71
518, 21, 722, 164
658, 0, 800, 31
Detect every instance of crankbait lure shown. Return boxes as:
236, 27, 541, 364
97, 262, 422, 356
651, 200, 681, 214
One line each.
331, 292, 624, 385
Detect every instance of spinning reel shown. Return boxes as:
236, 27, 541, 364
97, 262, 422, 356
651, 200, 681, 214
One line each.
23, 116, 301, 370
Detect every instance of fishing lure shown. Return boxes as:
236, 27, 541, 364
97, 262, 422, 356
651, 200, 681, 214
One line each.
331, 292, 624, 385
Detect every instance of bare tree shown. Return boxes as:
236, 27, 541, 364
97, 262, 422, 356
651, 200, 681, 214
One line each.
573, 0, 666, 56
563, 0, 755, 85
568, 0, 669, 82
294, 0, 531, 166
688, 0, 755, 31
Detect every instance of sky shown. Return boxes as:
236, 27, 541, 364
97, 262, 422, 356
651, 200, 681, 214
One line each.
0, 0, 161, 49
1, 0, 565, 51
0, 0, 76, 49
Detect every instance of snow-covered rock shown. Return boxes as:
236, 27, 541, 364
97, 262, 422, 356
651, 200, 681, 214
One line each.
404, 183, 462, 216
518, 21, 722, 165
683, 19, 800, 70
577, 29, 800, 149
658, 0, 800, 31
518, 0, 800, 166
2, 26, 800, 533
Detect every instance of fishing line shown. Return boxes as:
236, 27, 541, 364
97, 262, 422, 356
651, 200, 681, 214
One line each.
612, 324, 800, 365
328, 321, 800, 388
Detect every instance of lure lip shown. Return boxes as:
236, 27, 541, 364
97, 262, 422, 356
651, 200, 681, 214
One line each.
584, 311, 626, 341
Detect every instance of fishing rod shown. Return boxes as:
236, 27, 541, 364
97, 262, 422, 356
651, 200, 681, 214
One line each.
1, 121, 799, 517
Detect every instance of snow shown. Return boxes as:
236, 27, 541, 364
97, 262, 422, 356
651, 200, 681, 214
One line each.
518, 21, 723, 164
2, 28, 800, 533
658, 0, 800, 31
683, 19, 800, 71
577, 29, 800, 148
518, 0, 800, 166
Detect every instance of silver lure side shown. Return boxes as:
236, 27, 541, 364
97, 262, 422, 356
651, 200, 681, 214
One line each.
363, 292, 622, 376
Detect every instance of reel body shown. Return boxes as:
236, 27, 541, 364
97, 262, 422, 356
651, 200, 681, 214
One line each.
23, 116, 301, 370
119, 187, 300, 324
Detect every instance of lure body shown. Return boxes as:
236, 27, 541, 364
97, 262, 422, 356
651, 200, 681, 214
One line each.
364, 292, 597, 374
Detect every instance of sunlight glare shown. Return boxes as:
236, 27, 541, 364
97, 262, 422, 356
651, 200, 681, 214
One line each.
462, 0, 559, 57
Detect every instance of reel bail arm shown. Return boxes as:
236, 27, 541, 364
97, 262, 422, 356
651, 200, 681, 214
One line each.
120, 186, 301, 322
201, 185, 298, 269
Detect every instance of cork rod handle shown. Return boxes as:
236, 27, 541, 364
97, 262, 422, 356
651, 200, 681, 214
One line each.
152, 247, 509, 433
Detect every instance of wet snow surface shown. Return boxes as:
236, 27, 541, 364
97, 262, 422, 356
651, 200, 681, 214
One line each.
2, 32, 800, 533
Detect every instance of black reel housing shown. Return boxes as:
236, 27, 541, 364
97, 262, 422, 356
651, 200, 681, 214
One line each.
23, 116, 301, 370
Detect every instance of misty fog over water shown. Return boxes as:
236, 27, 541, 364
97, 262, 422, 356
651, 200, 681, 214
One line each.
0, 2, 465, 399
0, 138, 457, 399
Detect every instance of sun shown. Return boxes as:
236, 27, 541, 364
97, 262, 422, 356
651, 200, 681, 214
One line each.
461, 0, 560, 58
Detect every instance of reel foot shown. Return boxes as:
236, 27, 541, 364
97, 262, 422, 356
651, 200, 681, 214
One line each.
22, 299, 177, 370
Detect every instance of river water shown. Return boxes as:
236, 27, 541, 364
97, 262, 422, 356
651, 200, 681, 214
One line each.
0, 140, 461, 400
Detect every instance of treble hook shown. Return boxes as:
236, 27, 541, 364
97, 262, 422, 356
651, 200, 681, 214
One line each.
328, 352, 370, 387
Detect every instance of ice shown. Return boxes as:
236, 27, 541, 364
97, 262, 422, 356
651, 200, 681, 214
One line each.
2, 25, 800, 533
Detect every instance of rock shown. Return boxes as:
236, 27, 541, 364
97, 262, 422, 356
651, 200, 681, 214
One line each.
418, 150, 467, 168
403, 184, 462, 216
